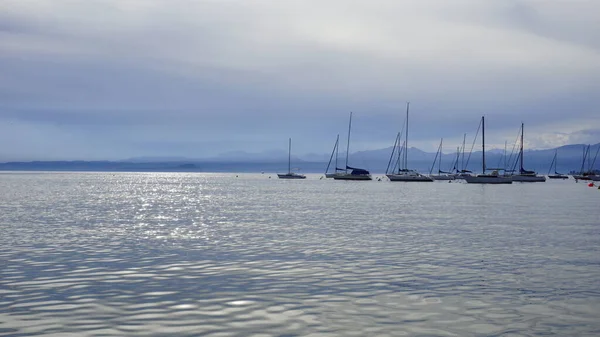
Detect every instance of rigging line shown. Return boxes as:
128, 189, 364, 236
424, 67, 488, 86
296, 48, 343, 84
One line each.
429, 139, 442, 175
464, 119, 481, 170
588, 144, 600, 172
506, 125, 522, 173
395, 141, 405, 173
386, 132, 400, 175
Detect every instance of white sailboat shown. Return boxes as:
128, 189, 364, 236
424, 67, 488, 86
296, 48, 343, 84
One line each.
277, 138, 306, 179
386, 102, 433, 182
333, 112, 372, 181
429, 138, 456, 180
511, 123, 546, 182
547, 149, 569, 179
464, 116, 512, 184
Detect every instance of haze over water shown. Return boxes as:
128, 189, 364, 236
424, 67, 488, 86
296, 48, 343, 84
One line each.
1, 172, 599, 336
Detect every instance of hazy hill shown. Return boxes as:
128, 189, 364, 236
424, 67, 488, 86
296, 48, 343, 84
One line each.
1, 143, 597, 174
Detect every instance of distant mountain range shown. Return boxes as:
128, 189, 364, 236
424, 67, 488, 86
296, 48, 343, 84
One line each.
1, 143, 598, 174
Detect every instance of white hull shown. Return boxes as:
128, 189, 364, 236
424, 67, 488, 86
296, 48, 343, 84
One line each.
465, 174, 512, 184
333, 173, 372, 181
430, 174, 456, 181
386, 173, 433, 182
325, 173, 337, 178
548, 175, 569, 180
511, 174, 546, 182
573, 175, 593, 181
277, 173, 306, 179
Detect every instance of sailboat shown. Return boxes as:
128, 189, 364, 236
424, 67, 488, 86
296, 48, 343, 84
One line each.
277, 138, 306, 179
511, 123, 546, 182
573, 144, 600, 181
464, 116, 512, 184
333, 112, 372, 180
429, 138, 455, 180
324, 135, 343, 178
386, 102, 433, 182
547, 149, 569, 179
455, 133, 473, 179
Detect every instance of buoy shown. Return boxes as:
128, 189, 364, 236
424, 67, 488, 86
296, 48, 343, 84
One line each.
588, 183, 594, 187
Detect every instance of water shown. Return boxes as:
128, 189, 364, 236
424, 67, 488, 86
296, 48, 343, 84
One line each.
1, 172, 599, 336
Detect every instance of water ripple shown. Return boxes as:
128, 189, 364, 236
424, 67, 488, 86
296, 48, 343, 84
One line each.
0, 172, 599, 336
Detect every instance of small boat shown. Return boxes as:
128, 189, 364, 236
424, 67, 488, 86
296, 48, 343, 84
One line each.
429, 138, 456, 181
547, 149, 569, 179
333, 112, 372, 181
511, 123, 546, 182
277, 138, 306, 179
386, 102, 433, 182
465, 116, 512, 184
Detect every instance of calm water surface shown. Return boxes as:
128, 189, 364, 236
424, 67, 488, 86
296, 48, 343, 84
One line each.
1, 172, 599, 336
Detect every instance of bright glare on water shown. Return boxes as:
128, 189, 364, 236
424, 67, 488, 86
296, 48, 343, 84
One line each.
1, 172, 599, 336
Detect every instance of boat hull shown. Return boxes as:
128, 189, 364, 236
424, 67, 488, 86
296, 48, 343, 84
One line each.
573, 175, 592, 181
511, 174, 546, 182
430, 175, 456, 181
465, 174, 512, 184
386, 174, 433, 182
333, 173, 372, 181
548, 175, 569, 179
277, 173, 306, 179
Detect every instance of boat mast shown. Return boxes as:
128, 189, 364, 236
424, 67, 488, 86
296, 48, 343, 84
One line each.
504, 141, 507, 170
461, 133, 466, 171
405, 102, 409, 170
455, 146, 460, 173
345, 112, 352, 174
589, 144, 600, 172
288, 138, 292, 174
482, 116, 486, 173
520, 123, 524, 172
325, 135, 339, 174
335, 134, 339, 171
548, 150, 557, 175
579, 145, 589, 174
439, 138, 443, 174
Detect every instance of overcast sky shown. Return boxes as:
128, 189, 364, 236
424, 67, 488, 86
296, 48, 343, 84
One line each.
1, 0, 599, 161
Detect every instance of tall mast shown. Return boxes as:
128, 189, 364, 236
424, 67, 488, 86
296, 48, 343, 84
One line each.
455, 146, 460, 172
520, 122, 524, 171
325, 135, 339, 174
345, 112, 352, 173
335, 134, 339, 171
288, 138, 292, 174
405, 102, 409, 170
482, 116, 486, 173
439, 138, 443, 173
579, 145, 589, 174
504, 140, 507, 170
461, 133, 466, 171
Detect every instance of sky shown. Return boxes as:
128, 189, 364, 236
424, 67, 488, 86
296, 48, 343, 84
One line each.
1, 0, 599, 161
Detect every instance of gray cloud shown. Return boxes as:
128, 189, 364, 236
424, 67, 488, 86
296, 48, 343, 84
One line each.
0, 0, 598, 160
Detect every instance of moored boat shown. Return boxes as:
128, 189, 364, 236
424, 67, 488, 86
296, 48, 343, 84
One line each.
465, 116, 512, 184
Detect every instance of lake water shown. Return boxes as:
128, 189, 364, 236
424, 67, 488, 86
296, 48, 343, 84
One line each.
1, 172, 599, 336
